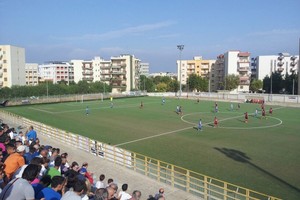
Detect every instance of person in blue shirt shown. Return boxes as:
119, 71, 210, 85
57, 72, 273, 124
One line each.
26, 125, 37, 143
197, 119, 203, 132
36, 176, 66, 200
86, 106, 89, 115
162, 97, 166, 105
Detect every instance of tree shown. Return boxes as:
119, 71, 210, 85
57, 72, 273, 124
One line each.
224, 74, 239, 91
250, 79, 263, 92
187, 74, 199, 91
156, 82, 168, 92
167, 80, 179, 92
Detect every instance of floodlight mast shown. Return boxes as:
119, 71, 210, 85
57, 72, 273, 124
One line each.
177, 45, 184, 97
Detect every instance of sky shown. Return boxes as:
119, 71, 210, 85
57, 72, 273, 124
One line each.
0, 0, 299, 73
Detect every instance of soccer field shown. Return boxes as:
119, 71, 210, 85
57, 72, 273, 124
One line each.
3, 96, 300, 199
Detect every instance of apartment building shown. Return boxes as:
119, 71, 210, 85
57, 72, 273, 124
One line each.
140, 63, 150, 77
39, 62, 74, 84
110, 54, 140, 93
0, 45, 26, 88
253, 53, 299, 80
225, 51, 251, 93
177, 56, 215, 86
25, 63, 39, 86
211, 54, 225, 92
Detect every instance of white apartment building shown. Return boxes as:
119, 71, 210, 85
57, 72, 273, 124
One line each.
0, 45, 26, 88
25, 63, 39, 86
39, 62, 74, 84
140, 63, 150, 77
254, 53, 299, 80
149, 72, 177, 78
72, 55, 141, 93
224, 51, 251, 93
110, 54, 140, 93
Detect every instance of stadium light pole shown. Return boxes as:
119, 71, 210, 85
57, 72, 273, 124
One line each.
177, 45, 184, 97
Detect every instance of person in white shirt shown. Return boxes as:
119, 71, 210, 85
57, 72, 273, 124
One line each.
118, 183, 132, 200
95, 174, 106, 189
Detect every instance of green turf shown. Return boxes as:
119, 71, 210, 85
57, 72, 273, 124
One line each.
3, 96, 300, 199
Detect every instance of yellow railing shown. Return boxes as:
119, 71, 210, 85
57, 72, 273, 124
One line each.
0, 110, 281, 200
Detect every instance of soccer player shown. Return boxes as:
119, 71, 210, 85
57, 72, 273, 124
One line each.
176, 105, 179, 114
254, 108, 258, 118
162, 97, 166, 105
178, 106, 183, 115
230, 103, 233, 111
140, 101, 144, 109
261, 109, 266, 119
110, 102, 114, 109
197, 98, 200, 104
237, 103, 240, 110
86, 106, 89, 115
214, 116, 218, 128
215, 105, 218, 113
269, 107, 273, 115
244, 112, 248, 123
197, 119, 203, 132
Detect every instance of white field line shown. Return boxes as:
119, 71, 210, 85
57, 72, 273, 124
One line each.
28, 107, 55, 114
115, 106, 285, 147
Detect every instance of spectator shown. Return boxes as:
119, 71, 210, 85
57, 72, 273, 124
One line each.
107, 186, 116, 200
61, 179, 87, 200
32, 174, 52, 199
4, 145, 26, 180
60, 154, 69, 176
0, 164, 39, 200
0, 162, 7, 192
46, 156, 62, 178
26, 125, 37, 144
36, 175, 66, 200
95, 174, 106, 189
94, 188, 109, 200
108, 182, 118, 200
107, 178, 114, 185
0, 126, 8, 144
79, 162, 94, 184
118, 183, 132, 200
130, 190, 142, 200
49, 148, 60, 168
154, 188, 165, 200
65, 161, 85, 181
2, 143, 15, 162
24, 145, 39, 164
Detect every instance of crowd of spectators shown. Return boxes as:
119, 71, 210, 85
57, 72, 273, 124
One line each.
0, 120, 166, 200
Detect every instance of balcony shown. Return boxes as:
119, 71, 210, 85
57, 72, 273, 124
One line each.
277, 67, 284, 73
290, 68, 296, 73
111, 65, 121, 69
240, 80, 250, 85
277, 61, 284, 66
101, 66, 111, 69
238, 67, 250, 72
111, 70, 126, 75
290, 61, 297, 67
82, 66, 93, 70
0, 81, 3, 86
240, 76, 250, 81
82, 77, 93, 81
100, 77, 111, 81
82, 71, 93, 75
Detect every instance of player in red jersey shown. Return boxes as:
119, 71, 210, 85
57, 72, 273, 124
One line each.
244, 112, 248, 123
214, 116, 218, 128
269, 107, 273, 115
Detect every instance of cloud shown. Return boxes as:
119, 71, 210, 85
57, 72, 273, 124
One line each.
51, 21, 176, 41
247, 29, 300, 37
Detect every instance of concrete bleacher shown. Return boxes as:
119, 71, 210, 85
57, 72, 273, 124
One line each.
4, 119, 199, 200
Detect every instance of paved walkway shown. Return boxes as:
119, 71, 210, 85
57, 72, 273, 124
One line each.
4, 119, 199, 200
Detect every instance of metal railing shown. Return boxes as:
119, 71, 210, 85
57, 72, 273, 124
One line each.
0, 110, 281, 200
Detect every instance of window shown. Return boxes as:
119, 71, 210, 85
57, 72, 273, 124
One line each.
3, 60, 6, 63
